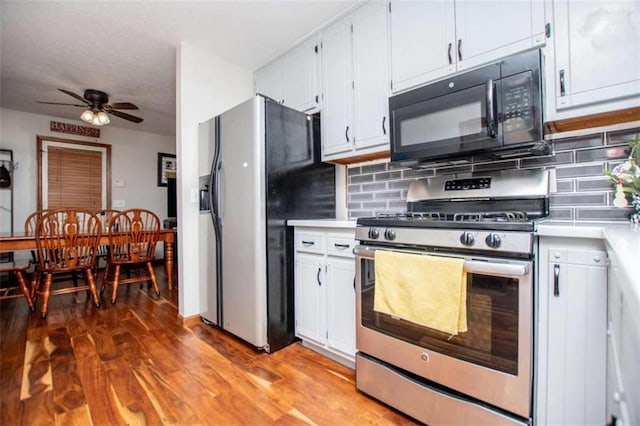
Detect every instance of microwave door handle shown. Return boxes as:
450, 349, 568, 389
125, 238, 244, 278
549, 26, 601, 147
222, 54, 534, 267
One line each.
486, 79, 497, 138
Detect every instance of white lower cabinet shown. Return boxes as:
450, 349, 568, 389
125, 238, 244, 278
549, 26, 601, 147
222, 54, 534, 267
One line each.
326, 256, 356, 356
536, 237, 608, 426
294, 227, 356, 367
295, 252, 326, 345
606, 242, 639, 426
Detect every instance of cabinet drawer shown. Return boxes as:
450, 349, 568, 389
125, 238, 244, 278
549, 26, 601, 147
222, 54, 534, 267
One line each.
548, 248, 607, 266
296, 232, 325, 254
327, 233, 356, 258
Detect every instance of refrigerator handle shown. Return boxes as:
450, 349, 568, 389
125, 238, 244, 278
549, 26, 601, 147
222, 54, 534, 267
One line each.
208, 166, 216, 220
210, 114, 223, 327
217, 162, 224, 222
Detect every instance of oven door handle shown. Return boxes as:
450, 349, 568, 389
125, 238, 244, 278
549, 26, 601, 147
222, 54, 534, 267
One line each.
353, 246, 529, 277
463, 260, 529, 277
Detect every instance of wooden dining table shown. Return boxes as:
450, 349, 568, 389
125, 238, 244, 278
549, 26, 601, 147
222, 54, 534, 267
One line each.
0, 228, 176, 289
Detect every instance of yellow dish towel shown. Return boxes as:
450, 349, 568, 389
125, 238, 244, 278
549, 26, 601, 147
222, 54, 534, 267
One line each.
374, 250, 468, 335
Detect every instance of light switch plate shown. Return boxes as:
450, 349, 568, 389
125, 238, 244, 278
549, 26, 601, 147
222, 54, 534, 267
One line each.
113, 178, 126, 187
113, 199, 125, 208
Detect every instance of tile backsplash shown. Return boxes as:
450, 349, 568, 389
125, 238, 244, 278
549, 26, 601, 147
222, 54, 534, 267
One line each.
347, 126, 639, 221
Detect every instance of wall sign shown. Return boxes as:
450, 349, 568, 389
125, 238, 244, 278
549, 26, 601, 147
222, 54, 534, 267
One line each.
157, 152, 177, 187
50, 121, 100, 138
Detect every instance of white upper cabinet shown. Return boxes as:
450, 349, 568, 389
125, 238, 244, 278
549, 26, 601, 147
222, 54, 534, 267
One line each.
321, 16, 354, 158
389, 0, 545, 93
254, 60, 283, 103
283, 36, 321, 112
389, 1, 455, 92
455, 0, 546, 71
322, 1, 390, 161
254, 35, 321, 112
550, 0, 640, 113
352, 0, 391, 151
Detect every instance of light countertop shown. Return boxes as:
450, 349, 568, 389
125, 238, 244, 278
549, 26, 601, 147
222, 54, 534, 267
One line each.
287, 219, 357, 228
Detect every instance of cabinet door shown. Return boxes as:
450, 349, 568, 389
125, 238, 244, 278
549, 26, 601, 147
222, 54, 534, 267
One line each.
543, 249, 607, 425
283, 36, 320, 112
389, 0, 455, 93
255, 60, 283, 103
326, 256, 356, 358
321, 17, 354, 158
352, 1, 390, 151
294, 253, 325, 345
454, 0, 545, 72
553, 0, 640, 110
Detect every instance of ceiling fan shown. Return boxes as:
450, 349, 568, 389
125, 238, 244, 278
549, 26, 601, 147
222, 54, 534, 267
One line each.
38, 88, 143, 125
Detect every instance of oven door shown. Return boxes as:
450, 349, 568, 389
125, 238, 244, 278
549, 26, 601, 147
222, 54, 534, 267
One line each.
354, 244, 532, 418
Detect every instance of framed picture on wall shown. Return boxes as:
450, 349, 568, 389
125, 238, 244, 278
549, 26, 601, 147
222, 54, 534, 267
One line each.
157, 152, 176, 187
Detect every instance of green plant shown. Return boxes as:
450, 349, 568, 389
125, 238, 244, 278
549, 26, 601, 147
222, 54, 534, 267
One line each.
606, 134, 640, 207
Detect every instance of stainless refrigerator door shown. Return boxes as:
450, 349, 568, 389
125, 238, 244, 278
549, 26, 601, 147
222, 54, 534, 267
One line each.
218, 96, 268, 349
199, 117, 218, 325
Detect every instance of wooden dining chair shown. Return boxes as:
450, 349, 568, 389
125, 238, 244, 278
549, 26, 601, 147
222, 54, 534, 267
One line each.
24, 209, 48, 267
33, 209, 102, 318
0, 263, 35, 311
95, 209, 121, 269
101, 208, 161, 304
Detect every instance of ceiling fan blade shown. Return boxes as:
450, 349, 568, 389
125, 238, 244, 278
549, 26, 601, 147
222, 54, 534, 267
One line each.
107, 109, 144, 123
108, 102, 138, 110
37, 101, 86, 107
58, 88, 89, 104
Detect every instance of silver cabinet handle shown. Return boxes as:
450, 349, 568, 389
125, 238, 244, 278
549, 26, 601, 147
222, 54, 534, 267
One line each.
316, 267, 322, 286
334, 243, 350, 249
448, 42, 453, 64
382, 116, 387, 135
345, 126, 350, 143
457, 39, 462, 61
553, 264, 560, 296
559, 70, 566, 97
302, 240, 315, 246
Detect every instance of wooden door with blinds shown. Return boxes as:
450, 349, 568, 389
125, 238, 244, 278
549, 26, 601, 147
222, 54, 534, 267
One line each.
37, 136, 111, 211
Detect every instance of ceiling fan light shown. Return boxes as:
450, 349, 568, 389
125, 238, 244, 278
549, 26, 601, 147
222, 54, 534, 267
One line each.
96, 111, 110, 125
80, 109, 94, 123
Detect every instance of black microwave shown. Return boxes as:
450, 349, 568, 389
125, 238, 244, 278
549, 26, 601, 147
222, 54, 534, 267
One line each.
389, 49, 546, 165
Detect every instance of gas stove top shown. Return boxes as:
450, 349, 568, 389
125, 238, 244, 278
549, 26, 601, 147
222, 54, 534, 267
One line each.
355, 169, 551, 256
357, 211, 536, 232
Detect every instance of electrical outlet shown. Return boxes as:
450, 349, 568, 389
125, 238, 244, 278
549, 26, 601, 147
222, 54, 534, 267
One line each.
113, 178, 126, 187
113, 199, 125, 208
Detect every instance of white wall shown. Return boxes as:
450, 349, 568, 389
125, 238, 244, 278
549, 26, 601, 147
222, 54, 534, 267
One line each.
176, 42, 253, 319
0, 108, 175, 261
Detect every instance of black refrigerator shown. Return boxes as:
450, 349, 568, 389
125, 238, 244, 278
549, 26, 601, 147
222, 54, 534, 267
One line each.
202, 95, 335, 352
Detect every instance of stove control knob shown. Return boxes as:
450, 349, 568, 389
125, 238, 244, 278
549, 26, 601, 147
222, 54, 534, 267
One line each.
368, 228, 380, 239
459, 232, 475, 246
384, 229, 396, 241
485, 233, 502, 249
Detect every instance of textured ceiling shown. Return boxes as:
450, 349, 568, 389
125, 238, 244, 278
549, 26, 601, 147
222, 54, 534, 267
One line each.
0, 0, 360, 136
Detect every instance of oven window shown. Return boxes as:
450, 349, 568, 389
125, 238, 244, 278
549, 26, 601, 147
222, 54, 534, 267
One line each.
360, 258, 519, 375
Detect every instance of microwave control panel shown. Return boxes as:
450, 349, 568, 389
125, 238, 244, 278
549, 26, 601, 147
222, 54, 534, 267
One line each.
502, 72, 534, 133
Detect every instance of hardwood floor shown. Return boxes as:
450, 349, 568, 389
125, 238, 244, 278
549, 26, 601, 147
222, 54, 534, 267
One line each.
0, 266, 418, 425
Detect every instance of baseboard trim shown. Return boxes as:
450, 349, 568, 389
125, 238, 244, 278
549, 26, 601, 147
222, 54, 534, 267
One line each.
179, 314, 201, 328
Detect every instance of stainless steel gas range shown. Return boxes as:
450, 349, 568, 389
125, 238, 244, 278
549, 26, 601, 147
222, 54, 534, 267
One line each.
354, 169, 550, 425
